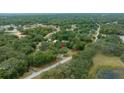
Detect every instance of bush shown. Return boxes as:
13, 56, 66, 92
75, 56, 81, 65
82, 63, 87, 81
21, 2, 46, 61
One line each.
120, 53, 124, 62
0, 46, 26, 62
95, 35, 124, 56
0, 58, 28, 79
28, 51, 56, 67
73, 41, 85, 50
59, 47, 69, 54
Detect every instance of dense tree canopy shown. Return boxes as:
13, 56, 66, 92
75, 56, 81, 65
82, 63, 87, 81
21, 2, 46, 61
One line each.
0, 13, 124, 78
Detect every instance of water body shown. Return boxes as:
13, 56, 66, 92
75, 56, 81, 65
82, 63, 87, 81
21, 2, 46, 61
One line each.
96, 68, 124, 79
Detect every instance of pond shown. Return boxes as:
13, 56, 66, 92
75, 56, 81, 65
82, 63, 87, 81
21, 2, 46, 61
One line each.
96, 68, 124, 79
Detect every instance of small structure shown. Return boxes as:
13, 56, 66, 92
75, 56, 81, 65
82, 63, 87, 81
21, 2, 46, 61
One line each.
61, 42, 65, 48
53, 40, 57, 43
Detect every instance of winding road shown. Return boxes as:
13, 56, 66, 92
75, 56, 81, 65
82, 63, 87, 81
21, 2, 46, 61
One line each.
23, 25, 66, 79
35, 26, 60, 52
93, 23, 101, 42
24, 56, 72, 79
44, 26, 60, 39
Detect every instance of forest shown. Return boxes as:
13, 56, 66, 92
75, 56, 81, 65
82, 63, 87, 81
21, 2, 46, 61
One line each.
0, 13, 124, 79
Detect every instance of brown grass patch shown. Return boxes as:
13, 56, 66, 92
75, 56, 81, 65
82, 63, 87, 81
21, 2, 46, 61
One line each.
89, 52, 124, 78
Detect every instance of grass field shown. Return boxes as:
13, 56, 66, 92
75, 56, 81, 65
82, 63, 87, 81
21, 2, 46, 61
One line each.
89, 52, 124, 78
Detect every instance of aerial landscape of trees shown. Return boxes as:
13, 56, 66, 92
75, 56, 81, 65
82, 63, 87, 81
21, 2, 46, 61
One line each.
0, 13, 124, 79
41, 45, 96, 79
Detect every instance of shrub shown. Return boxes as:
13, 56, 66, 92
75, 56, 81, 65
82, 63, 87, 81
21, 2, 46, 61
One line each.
0, 58, 28, 79
28, 51, 56, 67
120, 53, 124, 62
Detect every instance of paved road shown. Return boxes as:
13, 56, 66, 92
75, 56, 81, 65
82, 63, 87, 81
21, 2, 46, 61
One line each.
24, 56, 72, 79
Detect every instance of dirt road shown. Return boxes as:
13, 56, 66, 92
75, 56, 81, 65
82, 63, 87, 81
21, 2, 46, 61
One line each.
24, 56, 72, 79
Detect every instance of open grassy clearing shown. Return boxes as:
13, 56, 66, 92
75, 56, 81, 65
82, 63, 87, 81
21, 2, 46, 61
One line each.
89, 52, 124, 78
